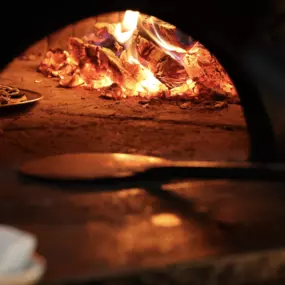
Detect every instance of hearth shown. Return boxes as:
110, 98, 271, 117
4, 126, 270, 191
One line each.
4, 0, 284, 163
3, 0, 284, 163
0, 10, 250, 165
36, 11, 238, 103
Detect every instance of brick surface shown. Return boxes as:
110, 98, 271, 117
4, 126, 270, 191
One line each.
21, 37, 48, 57
118, 11, 125, 22
23, 13, 123, 54
73, 17, 96, 38
48, 24, 73, 50
95, 12, 120, 23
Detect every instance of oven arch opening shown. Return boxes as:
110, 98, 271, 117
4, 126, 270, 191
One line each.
0, 10, 276, 163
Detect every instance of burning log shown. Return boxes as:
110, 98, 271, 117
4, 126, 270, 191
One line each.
38, 37, 140, 93
57, 67, 85, 87
37, 10, 238, 104
183, 43, 238, 100
84, 23, 124, 56
85, 44, 124, 83
100, 83, 123, 99
120, 48, 168, 95
85, 44, 138, 91
138, 16, 194, 51
37, 48, 70, 77
68, 37, 86, 64
92, 22, 117, 37
134, 34, 189, 88
37, 42, 82, 85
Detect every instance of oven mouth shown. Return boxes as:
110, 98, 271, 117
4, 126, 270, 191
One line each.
0, 9, 277, 163
33, 10, 239, 107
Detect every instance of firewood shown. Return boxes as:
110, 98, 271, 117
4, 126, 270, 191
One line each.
120, 47, 169, 95
84, 23, 124, 56
37, 48, 69, 77
119, 50, 142, 82
85, 44, 122, 82
59, 70, 85, 88
84, 44, 137, 90
68, 37, 86, 64
138, 16, 193, 51
134, 34, 189, 88
92, 22, 117, 38
100, 83, 124, 100
183, 43, 238, 98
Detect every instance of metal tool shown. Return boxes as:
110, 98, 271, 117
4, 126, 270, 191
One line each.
19, 153, 285, 182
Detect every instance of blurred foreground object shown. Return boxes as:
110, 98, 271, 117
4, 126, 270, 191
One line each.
0, 225, 45, 285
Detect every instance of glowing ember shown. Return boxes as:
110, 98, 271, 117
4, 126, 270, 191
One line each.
38, 10, 238, 103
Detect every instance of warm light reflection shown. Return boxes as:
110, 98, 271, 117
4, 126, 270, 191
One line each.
112, 153, 167, 166
151, 213, 182, 227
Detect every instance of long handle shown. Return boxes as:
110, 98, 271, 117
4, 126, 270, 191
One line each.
136, 161, 285, 181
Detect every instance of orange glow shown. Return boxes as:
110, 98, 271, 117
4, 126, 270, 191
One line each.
114, 10, 139, 44
38, 10, 238, 102
151, 213, 182, 227
141, 16, 187, 55
113, 10, 165, 94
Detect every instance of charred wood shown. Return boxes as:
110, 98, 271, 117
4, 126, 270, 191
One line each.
138, 16, 194, 51
84, 23, 124, 56
85, 44, 138, 91
134, 34, 189, 88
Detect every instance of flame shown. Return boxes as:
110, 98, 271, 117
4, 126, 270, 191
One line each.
38, 10, 238, 102
114, 10, 139, 44
143, 16, 187, 56
114, 10, 165, 94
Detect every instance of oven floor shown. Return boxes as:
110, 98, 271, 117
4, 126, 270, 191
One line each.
0, 58, 248, 166
0, 59, 269, 285
2, 168, 285, 285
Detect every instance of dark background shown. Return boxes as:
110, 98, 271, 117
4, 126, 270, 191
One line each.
0, 0, 274, 69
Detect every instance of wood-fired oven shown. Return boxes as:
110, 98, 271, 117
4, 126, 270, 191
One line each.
1, 0, 283, 163
0, 10, 251, 165
2, 1, 285, 284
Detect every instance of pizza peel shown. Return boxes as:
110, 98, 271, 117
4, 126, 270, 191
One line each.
18, 153, 285, 182
19, 153, 168, 181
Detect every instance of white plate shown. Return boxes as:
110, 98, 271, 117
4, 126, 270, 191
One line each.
0, 254, 46, 285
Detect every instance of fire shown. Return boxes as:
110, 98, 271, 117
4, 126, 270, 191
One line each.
140, 16, 188, 61
38, 10, 238, 103
114, 10, 139, 44
114, 10, 165, 94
